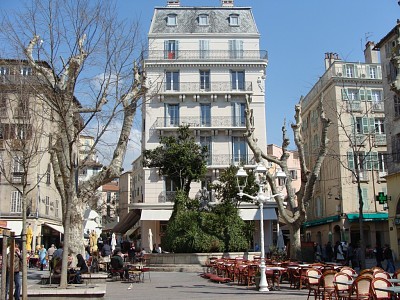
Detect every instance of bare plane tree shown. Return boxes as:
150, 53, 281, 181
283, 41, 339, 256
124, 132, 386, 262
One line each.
244, 96, 331, 260
2, 0, 147, 287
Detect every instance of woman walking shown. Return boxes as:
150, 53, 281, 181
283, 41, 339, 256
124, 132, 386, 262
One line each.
38, 245, 47, 271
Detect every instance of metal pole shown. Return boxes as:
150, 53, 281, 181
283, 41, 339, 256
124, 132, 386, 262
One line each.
258, 196, 269, 292
9, 232, 15, 300
1, 229, 9, 300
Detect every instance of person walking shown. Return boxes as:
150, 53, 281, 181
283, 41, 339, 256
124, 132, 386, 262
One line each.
38, 245, 47, 271
7, 243, 23, 300
374, 243, 384, 268
384, 244, 395, 273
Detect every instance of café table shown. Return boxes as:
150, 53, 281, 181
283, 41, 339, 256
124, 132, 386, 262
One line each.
333, 280, 354, 286
388, 278, 400, 284
374, 286, 400, 295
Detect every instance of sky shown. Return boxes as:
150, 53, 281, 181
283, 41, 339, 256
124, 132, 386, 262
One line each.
1, 0, 399, 169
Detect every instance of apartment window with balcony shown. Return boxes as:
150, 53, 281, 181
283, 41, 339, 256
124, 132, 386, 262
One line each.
395, 95, 400, 118
229, 40, 243, 59
343, 64, 357, 78
199, 40, 209, 59
164, 40, 179, 59
360, 188, 369, 210
354, 117, 373, 134
167, 14, 177, 26
165, 103, 180, 126
231, 70, 245, 90
374, 118, 385, 134
12, 156, 23, 183
369, 65, 377, 79
232, 102, 245, 126
232, 136, 247, 164
11, 191, 22, 213
378, 152, 386, 172
198, 14, 209, 26
371, 90, 382, 102
342, 88, 359, 101
200, 70, 210, 91
200, 103, 211, 126
20, 67, 32, 76
165, 71, 179, 91
200, 136, 212, 164
45, 196, 50, 215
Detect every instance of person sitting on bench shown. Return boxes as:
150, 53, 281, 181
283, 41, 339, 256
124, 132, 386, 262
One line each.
110, 250, 128, 280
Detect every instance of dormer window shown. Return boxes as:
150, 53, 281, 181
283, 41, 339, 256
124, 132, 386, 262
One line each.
229, 14, 239, 26
20, 67, 32, 76
199, 14, 209, 26
167, 14, 177, 26
0, 67, 9, 75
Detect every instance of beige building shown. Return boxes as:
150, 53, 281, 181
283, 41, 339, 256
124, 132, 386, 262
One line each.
375, 21, 400, 258
0, 59, 63, 249
301, 48, 388, 248
119, 0, 274, 252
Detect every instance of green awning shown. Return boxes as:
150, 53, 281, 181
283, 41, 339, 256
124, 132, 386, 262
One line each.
303, 215, 340, 228
347, 212, 388, 222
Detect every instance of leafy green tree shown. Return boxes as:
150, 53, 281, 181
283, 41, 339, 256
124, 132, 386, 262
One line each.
142, 126, 208, 195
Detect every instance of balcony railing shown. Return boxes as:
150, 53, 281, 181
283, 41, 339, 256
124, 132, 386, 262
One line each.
144, 50, 268, 61
352, 170, 369, 182
159, 191, 176, 203
372, 101, 384, 112
350, 134, 367, 146
153, 116, 246, 128
374, 134, 386, 146
209, 154, 256, 166
157, 81, 253, 93
0, 74, 45, 85
346, 101, 362, 112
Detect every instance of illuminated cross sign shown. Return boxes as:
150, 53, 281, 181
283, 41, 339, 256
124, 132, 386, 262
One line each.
376, 192, 388, 204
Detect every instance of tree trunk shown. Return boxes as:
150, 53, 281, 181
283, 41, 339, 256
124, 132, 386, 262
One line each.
289, 224, 302, 261
21, 195, 27, 300
357, 180, 366, 270
69, 199, 85, 259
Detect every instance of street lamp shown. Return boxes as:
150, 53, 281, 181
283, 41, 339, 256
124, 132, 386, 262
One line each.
235, 163, 286, 292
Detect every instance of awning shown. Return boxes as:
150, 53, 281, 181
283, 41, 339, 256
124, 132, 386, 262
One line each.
303, 215, 340, 228
141, 209, 173, 221
239, 208, 277, 221
113, 209, 141, 234
44, 223, 64, 234
126, 227, 140, 237
0, 220, 21, 237
347, 212, 388, 222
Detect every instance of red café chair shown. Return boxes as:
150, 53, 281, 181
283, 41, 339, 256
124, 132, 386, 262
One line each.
333, 272, 353, 300
306, 267, 322, 300
370, 277, 392, 300
373, 271, 391, 280
321, 270, 337, 300
351, 275, 373, 300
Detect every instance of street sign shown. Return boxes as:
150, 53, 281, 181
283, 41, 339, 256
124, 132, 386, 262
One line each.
376, 192, 388, 204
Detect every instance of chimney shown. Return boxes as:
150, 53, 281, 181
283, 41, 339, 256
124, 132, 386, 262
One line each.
364, 41, 379, 64
324, 52, 340, 70
167, 0, 180, 7
221, 0, 234, 7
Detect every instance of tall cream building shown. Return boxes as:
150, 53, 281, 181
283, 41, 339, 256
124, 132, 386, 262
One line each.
116, 0, 275, 252
0, 59, 63, 249
375, 21, 400, 258
301, 46, 388, 248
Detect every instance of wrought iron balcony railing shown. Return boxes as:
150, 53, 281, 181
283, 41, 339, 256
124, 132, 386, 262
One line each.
374, 134, 386, 146
144, 50, 268, 61
352, 170, 369, 182
157, 81, 253, 93
346, 101, 362, 112
372, 101, 384, 112
153, 116, 246, 128
159, 191, 177, 203
208, 154, 256, 166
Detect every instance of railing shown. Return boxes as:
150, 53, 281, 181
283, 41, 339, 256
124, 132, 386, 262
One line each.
159, 191, 177, 203
374, 134, 386, 146
144, 50, 268, 61
210, 154, 256, 166
153, 116, 247, 128
350, 134, 367, 146
353, 170, 369, 182
346, 101, 362, 112
157, 81, 253, 93
0, 74, 46, 85
372, 101, 384, 112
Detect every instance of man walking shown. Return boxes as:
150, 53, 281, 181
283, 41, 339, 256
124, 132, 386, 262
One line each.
7, 243, 22, 300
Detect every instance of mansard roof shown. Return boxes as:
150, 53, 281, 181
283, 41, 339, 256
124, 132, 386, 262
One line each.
149, 7, 258, 35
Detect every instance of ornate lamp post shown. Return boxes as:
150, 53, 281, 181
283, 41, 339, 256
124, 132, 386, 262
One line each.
236, 163, 286, 292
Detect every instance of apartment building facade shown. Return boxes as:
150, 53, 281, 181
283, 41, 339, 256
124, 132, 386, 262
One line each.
375, 21, 400, 258
0, 59, 63, 249
122, 0, 275, 252
301, 47, 388, 248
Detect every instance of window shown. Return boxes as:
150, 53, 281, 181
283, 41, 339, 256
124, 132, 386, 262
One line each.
200, 70, 210, 91
46, 163, 51, 184
55, 200, 59, 218
394, 134, 400, 163
165, 71, 179, 91
199, 14, 209, 26
165, 103, 179, 126
342, 88, 359, 101
360, 188, 369, 210
232, 102, 245, 126
290, 170, 298, 180
374, 118, 385, 134
231, 70, 245, 90
167, 14, 177, 26
164, 40, 179, 59
343, 64, 357, 78
354, 117, 373, 134
369, 66, 377, 79
200, 103, 211, 126
45, 196, 50, 215
229, 40, 243, 59
199, 40, 209, 59
378, 152, 386, 172
232, 136, 247, 164
229, 14, 239, 26
348, 151, 379, 171
0, 94, 6, 116
395, 95, 400, 118
200, 136, 212, 165
13, 157, 23, 183
165, 177, 178, 192
11, 191, 22, 213
20, 67, 32, 76
0, 67, 9, 75
371, 90, 382, 102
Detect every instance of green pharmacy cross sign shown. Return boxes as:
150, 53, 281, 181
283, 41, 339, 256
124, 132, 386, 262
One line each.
376, 192, 388, 205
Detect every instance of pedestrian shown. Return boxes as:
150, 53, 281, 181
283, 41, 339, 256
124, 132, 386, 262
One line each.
346, 242, 354, 267
7, 243, 22, 300
383, 244, 395, 273
334, 241, 345, 263
374, 243, 384, 268
47, 244, 56, 270
38, 244, 47, 271
325, 241, 334, 262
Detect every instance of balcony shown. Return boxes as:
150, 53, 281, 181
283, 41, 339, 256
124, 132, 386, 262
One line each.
346, 101, 362, 112
144, 50, 268, 62
152, 116, 246, 129
374, 134, 386, 146
0, 74, 45, 85
372, 101, 384, 112
157, 81, 253, 94
350, 134, 367, 146
209, 154, 256, 166
159, 191, 176, 203
352, 170, 369, 182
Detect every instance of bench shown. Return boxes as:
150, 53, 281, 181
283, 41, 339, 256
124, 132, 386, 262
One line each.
40, 273, 108, 284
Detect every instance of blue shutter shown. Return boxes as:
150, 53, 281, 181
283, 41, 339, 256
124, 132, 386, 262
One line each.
164, 40, 168, 59
347, 152, 354, 170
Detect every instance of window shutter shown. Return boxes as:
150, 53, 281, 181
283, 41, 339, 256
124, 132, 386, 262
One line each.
366, 89, 372, 101
362, 188, 369, 210
164, 41, 168, 59
342, 65, 346, 77
347, 152, 354, 170
359, 89, 365, 101
175, 40, 179, 58
369, 118, 375, 134
366, 65, 370, 78
362, 117, 369, 134
377, 66, 382, 79
342, 89, 348, 100
354, 65, 359, 78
